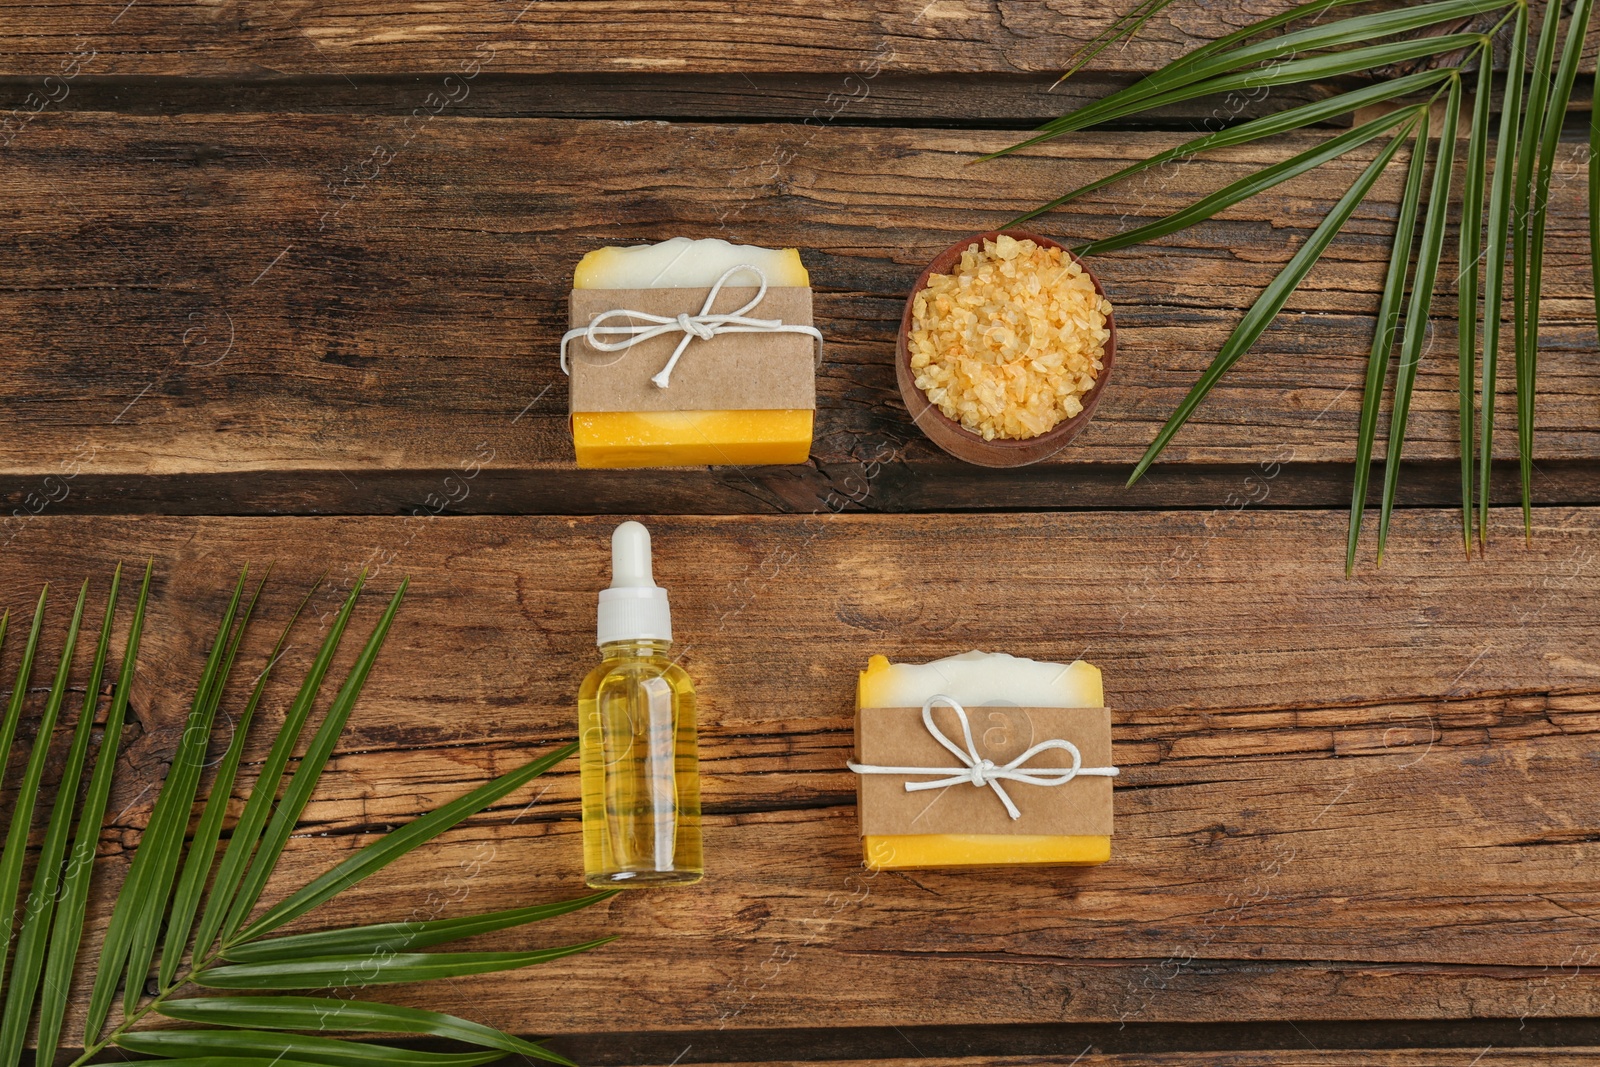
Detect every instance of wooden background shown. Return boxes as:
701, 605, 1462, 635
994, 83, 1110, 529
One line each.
2, 2, 1600, 1064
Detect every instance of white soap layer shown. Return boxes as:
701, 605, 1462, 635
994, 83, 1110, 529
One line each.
574, 237, 809, 289
863, 650, 1101, 709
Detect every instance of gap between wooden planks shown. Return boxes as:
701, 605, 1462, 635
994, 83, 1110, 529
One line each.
0, 114, 1595, 513
0, 72, 1343, 126
616, 1053, 1600, 1067
0, 511, 1596, 1038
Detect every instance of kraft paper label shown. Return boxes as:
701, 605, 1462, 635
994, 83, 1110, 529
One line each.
567, 285, 816, 413
855, 705, 1114, 837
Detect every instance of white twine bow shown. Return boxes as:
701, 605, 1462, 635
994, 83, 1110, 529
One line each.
848, 695, 1118, 821
560, 264, 824, 388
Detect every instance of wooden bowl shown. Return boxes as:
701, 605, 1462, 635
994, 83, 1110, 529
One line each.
896, 230, 1116, 468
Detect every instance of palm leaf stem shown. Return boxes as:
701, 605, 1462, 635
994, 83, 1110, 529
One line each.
1055, 0, 1178, 86
1377, 76, 1464, 564
1509, 0, 1561, 544
1347, 104, 1434, 575
1478, 0, 1530, 549
1519, 0, 1594, 538
1457, 40, 1494, 555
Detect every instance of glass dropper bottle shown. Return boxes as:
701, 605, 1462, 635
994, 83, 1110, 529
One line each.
577, 521, 703, 888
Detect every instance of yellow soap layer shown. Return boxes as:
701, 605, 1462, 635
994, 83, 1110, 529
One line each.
572, 409, 813, 468
865, 833, 1111, 871
857, 651, 1110, 869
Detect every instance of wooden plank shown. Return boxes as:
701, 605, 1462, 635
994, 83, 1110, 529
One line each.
0, 2, 1395, 79
0, 114, 1596, 515
3, 510, 1598, 1039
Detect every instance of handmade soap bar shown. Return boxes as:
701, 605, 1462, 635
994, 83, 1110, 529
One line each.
855, 651, 1113, 870
567, 238, 816, 469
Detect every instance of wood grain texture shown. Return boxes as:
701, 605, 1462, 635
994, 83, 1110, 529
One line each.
0, 0, 1595, 1059
0, 114, 1595, 515
2, 511, 1597, 1040
0, 1, 1394, 79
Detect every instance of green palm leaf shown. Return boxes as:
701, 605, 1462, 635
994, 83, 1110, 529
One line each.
992, 30, 1484, 158
225, 891, 616, 963
1479, 1, 1529, 550
218, 577, 402, 944
1088, 32, 1482, 137
1348, 109, 1432, 576
1378, 77, 1463, 563
1131, 0, 1368, 85
193, 571, 363, 962
0, 567, 599, 1067
998, 0, 1592, 566
0, 578, 109, 1066
234, 738, 577, 945
0, 580, 88, 1041
995, 0, 1498, 155
161, 997, 576, 1067
84, 573, 248, 1036
160, 573, 318, 988
36, 563, 152, 1065
196, 939, 617, 989
1509, 0, 1563, 544
1122, 0, 1500, 99
117, 1028, 507, 1067
1007, 68, 1452, 229
1519, 0, 1594, 537
119, 569, 256, 1015
1457, 43, 1494, 555
1129, 107, 1423, 487
1077, 105, 1421, 258
0, 591, 49, 925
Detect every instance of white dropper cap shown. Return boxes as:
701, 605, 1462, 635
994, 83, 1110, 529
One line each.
597, 521, 672, 646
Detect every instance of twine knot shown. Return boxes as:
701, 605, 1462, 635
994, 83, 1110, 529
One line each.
677, 312, 717, 341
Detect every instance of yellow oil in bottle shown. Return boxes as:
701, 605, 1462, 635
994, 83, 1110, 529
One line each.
578, 639, 702, 887
578, 521, 703, 888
